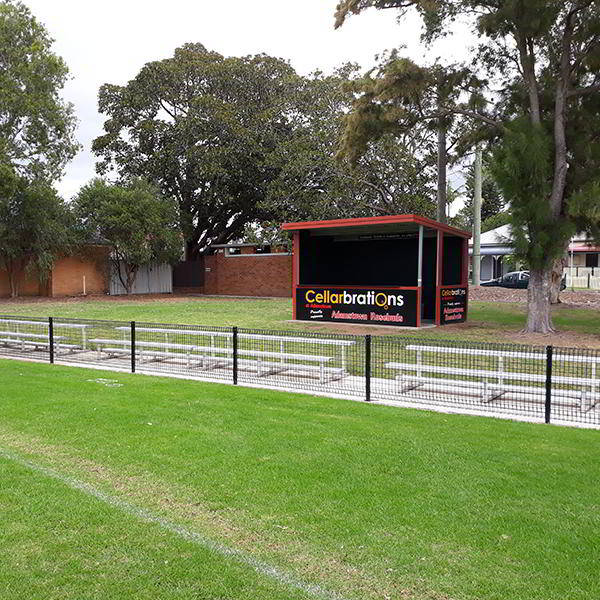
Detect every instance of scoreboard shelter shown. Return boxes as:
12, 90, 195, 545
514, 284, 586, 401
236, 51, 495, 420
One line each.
281, 215, 471, 327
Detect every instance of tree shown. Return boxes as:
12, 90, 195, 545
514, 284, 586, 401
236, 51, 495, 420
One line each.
334, 1, 600, 333
0, 0, 78, 180
481, 211, 510, 234
92, 44, 299, 260
241, 222, 291, 251
456, 156, 504, 230
262, 65, 437, 223
74, 179, 182, 295
336, 52, 481, 225
0, 167, 77, 297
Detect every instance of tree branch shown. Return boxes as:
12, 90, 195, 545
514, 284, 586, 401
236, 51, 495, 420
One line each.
568, 83, 600, 97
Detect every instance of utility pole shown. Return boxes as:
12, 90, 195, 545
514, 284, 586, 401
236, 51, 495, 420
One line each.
436, 93, 447, 224
472, 145, 482, 286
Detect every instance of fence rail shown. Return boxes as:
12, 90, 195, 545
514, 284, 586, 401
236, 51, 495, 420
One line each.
0, 314, 598, 428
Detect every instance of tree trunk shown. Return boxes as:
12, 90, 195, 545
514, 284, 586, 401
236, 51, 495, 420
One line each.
185, 239, 200, 261
550, 255, 567, 304
8, 270, 18, 298
436, 117, 447, 224
6, 261, 19, 298
125, 266, 137, 295
526, 266, 555, 334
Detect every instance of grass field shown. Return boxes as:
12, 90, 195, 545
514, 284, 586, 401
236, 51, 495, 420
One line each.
1, 359, 599, 599
1, 295, 600, 344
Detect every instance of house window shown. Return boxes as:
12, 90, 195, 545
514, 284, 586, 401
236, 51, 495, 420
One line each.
585, 253, 599, 268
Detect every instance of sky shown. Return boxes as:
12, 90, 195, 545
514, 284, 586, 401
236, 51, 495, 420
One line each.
22, 0, 474, 203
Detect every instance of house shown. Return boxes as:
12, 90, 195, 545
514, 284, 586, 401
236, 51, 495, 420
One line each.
469, 226, 600, 282
469, 225, 516, 281
567, 233, 600, 269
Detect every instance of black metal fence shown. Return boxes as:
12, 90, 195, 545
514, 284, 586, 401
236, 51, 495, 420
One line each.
0, 314, 598, 428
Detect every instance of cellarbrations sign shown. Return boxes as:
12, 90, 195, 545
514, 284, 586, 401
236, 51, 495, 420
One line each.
296, 287, 418, 327
439, 287, 467, 324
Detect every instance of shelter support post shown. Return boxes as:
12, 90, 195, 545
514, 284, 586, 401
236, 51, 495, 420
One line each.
417, 225, 424, 287
435, 230, 444, 325
417, 225, 424, 327
462, 238, 469, 285
292, 231, 300, 319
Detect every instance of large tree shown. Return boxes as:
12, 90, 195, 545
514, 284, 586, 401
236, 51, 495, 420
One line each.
337, 55, 480, 224
262, 65, 437, 223
335, 1, 600, 333
92, 44, 299, 260
0, 167, 77, 297
74, 179, 182, 295
0, 0, 78, 180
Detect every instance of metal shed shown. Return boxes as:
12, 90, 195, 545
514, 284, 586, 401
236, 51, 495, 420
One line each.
110, 262, 173, 295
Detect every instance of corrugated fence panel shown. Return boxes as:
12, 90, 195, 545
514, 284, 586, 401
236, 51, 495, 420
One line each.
110, 263, 172, 295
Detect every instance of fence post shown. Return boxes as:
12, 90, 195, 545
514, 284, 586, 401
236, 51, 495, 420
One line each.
233, 326, 238, 385
545, 345, 553, 424
365, 334, 371, 402
131, 321, 136, 374
48, 317, 54, 364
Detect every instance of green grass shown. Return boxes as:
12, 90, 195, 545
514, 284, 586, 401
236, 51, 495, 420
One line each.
469, 301, 600, 335
0, 297, 290, 330
1, 457, 307, 600
1, 359, 599, 599
1, 296, 600, 343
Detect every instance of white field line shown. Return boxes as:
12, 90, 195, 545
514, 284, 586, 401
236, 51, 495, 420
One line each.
1, 354, 599, 430
0, 446, 348, 600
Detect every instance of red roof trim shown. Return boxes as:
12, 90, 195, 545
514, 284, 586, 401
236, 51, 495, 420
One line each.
281, 214, 471, 239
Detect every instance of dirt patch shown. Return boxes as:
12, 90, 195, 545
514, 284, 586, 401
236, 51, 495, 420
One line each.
470, 286, 600, 308
0, 293, 275, 305
443, 321, 600, 349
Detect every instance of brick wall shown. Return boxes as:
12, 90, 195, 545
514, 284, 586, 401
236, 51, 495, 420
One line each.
49, 246, 110, 297
203, 252, 292, 297
0, 266, 44, 298
0, 246, 110, 299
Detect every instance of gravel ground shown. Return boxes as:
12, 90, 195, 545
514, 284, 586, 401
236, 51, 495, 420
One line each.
469, 286, 600, 308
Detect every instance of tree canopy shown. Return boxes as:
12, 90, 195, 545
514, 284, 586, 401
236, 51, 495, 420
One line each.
93, 44, 299, 259
74, 178, 182, 294
261, 64, 437, 224
93, 47, 438, 257
334, 0, 600, 333
0, 0, 78, 181
0, 167, 77, 297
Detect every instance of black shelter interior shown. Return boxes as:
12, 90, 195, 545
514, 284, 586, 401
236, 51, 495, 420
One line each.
298, 226, 464, 322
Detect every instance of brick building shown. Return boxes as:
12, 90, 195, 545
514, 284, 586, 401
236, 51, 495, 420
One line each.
202, 244, 292, 297
0, 246, 110, 298
2, 243, 293, 299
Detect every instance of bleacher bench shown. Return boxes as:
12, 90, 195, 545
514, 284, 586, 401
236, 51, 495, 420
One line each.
385, 345, 600, 411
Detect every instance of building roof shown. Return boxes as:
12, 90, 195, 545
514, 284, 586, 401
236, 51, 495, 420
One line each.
470, 225, 599, 253
479, 224, 512, 246
281, 215, 471, 238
